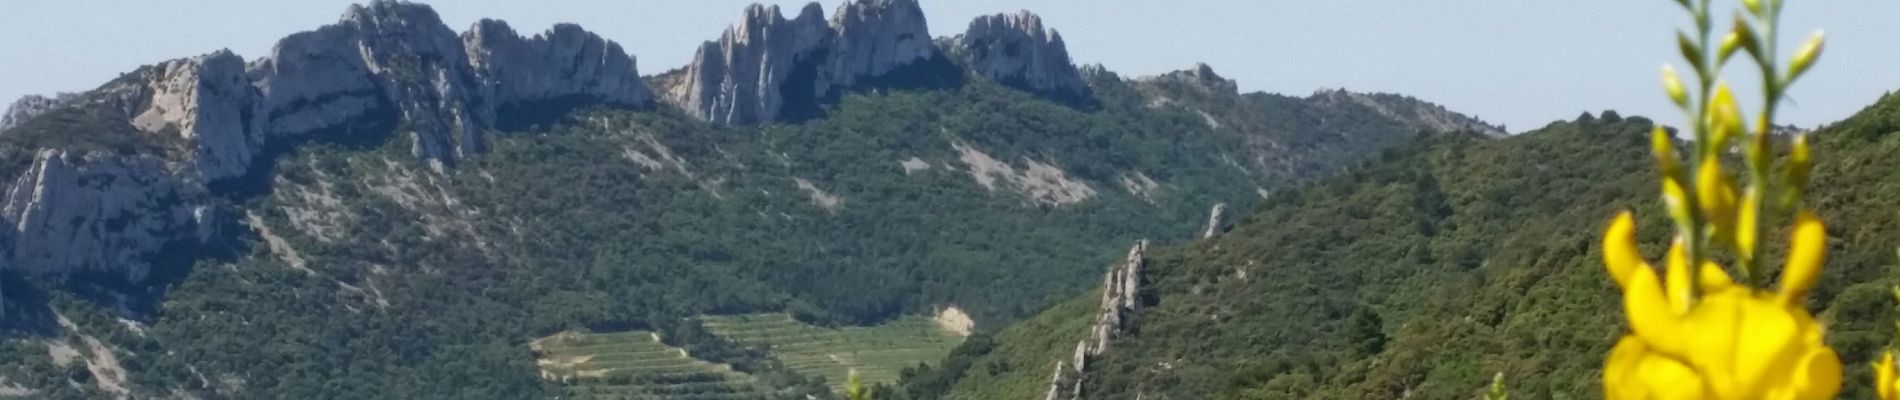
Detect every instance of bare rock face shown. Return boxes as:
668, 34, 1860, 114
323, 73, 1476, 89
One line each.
824, 0, 935, 88
1, 150, 202, 283
248, 23, 386, 142
947, 11, 1089, 101
664, 0, 940, 124
1141, 63, 1238, 97
1044, 240, 1147, 400
341, 1, 488, 165
463, 20, 650, 111
1202, 202, 1227, 239
254, 0, 656, 165
129, 50, 267, 182
0, 93, 78, 132
0, 0, 654, 285
666, 4, 831, 125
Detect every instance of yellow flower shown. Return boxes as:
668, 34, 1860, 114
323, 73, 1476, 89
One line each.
1600, 212, 1841, 400
1876, 352, 1900, 400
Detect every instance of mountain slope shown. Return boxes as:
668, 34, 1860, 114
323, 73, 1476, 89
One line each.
0, 1, 1505, 399
940, 99, 1900, 399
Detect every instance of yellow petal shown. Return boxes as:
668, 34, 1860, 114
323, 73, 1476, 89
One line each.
1638, 354, 1707, 400
1731, 298, 1804, 397
1665, 239, 1694, 313
1792, 347, 1841, 400
1779, 210, 1827, 304
1679, 292, 1740, 391
1602, 212, 1650, 288
1604, 336, 1648, 400
1625, 267, 1686, 355
1698, 262, 1735, 293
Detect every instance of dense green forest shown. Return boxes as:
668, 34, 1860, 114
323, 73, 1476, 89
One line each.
909, 94, 1900, 399
0, 61, 1481, 398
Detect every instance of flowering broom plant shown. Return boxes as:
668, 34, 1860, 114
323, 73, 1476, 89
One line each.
1598, 0, 1836, 398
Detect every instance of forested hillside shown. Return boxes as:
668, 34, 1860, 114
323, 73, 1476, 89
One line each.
924, 94, 1900, 399
0, 33, 1493, 400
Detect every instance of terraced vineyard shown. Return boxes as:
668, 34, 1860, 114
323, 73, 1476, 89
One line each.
696, 313, 967, 393
532, 330, 769, 399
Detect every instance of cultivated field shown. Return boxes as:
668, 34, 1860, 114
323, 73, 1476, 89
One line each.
532, 330, 769, 399
696, 313, 966, 393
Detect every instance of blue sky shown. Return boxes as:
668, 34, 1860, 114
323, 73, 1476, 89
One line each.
2, 1, 1895, 132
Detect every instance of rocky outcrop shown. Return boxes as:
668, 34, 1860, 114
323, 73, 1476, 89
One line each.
663, 0, 940, 124
1311, 88, 1508, 137
666, 4, 831, 125
463, 20, 650, 112
1043, 240, 1146, 400
251, 0, 653, 165
824, 0, 936, 88
0, 0, 652, 285
340, 1, 487, 164
248, 22, 387, 142
1140, 63, 1238, 97
1202, 203, 1226, 239
129, 50, 267, 182
946, 11, 1089, 101
0, 93, 78, 132
1, 150, 206, 283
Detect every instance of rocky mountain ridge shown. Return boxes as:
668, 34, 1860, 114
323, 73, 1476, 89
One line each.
945, 11, 1091, 103
656, 0, 1093, 124
0, 0, 1120, 288
0, 0, 649, 285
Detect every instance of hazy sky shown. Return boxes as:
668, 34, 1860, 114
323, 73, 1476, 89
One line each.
2, 1, 1895, 133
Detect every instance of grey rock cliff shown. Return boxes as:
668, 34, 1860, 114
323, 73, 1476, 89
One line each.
129, 50, 267, 182
824, 0, 935, 88
663, 0, 939, 124
1202, 203, 1226, 239
340, 1, 488, 164
463, 20, 650, 112
947, 11, 1089, 100
1044, 240, 1146, 400
248, 22, 387, 142
0, 93, 78, 133
666, 4, 832, 125
0, 0, 654, 285
2, 150, 203, 283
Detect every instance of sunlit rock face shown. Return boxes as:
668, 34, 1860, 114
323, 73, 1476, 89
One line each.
1, 150, 204, 283
0, 0, 655, 284
663, 0, 942, 124
0, 93, 78, 133
946, 11, 1089, 101
462, 19, 650, 114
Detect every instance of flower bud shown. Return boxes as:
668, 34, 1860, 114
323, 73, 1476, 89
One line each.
1706, 84, 1743, 152
1697, 157, 1737, 235
1651, 127, 1683, 176
1718, 31, 1742, 64
1789, 31, 1825, 82
1789, 134, 1812, 189
1661, 65, 1689, 108
1678, 31, 1705, 71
